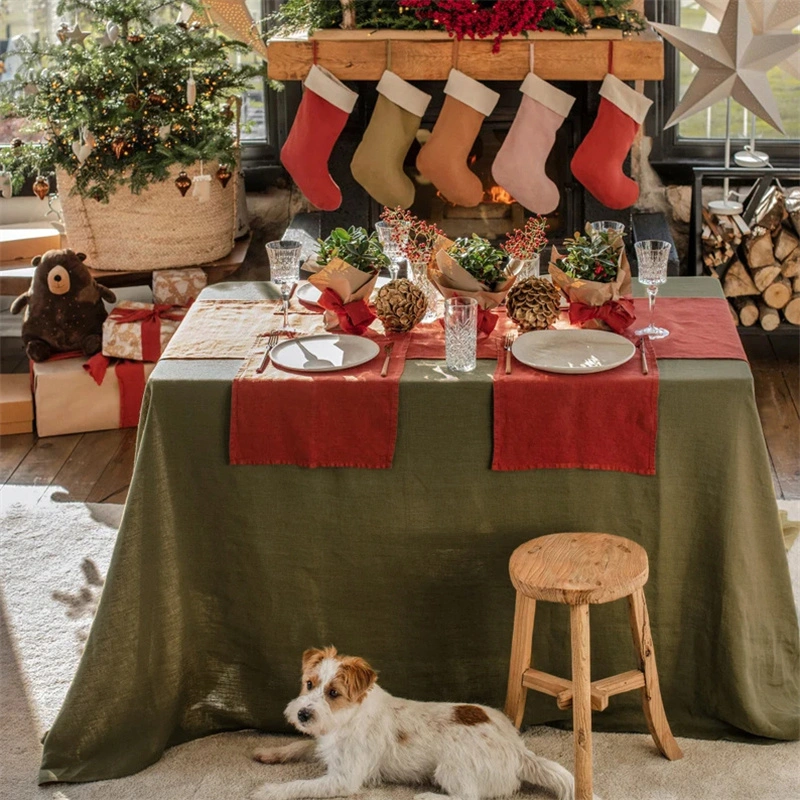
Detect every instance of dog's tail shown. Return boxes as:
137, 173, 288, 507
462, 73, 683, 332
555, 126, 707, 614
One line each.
520, 748, 575, 800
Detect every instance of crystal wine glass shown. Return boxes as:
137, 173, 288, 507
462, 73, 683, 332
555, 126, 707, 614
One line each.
266, 239, 302, 334
634, 240, 671, 340
375, 221, 406, 281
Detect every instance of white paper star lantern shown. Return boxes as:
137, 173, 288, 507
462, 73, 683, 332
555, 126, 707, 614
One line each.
651, 0, 800, 133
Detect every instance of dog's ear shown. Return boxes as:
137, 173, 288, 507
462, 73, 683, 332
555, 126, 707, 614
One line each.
338, 656, 377, 702
302, 647, 335, 672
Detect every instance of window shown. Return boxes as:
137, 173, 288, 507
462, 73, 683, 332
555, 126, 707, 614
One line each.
646, 0, 800, 177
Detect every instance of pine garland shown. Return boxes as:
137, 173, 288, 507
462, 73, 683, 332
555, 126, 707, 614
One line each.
0, 0, 263, 201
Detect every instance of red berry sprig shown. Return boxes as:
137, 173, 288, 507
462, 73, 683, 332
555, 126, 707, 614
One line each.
503, 216, 549, 260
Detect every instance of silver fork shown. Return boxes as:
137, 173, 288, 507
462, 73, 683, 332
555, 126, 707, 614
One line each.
256, 331, 280, 374
504, 331, 516, 375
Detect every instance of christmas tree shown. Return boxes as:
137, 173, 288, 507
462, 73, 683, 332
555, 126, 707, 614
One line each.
0, 0, 263, 202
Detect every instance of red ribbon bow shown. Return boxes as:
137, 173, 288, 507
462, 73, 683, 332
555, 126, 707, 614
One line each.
568, 297, 636, 334
109, 304, 185, 361
83, 352, 147, 428
317, 288, 376, 335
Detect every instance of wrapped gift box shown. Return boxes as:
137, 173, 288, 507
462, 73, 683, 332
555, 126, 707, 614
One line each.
152, 267, 207, 306
0, 374, 34, 435
102, 301, 187, 362
33, 356, 155, 438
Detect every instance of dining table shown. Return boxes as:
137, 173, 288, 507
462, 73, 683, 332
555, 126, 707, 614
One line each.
39, 277, 800, 784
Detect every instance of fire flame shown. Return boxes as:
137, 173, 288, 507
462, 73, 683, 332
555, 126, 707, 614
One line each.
486, 185, 515, 205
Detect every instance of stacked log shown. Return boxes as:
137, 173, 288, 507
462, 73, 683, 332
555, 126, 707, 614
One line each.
702, 187, 800, 329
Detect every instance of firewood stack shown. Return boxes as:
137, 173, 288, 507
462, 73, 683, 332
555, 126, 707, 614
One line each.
703, 187, 800, 330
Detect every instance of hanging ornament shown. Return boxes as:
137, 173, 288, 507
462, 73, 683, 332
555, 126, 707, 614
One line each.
11, 138, 23, 148
33, 176, 50, 201
148, 92, 167, 106
176, 3, 194, 28
83, 128, 97, 149
175, 171, 192, 196
111, 136, 126, 159
158, 124, 172, 141
56, 23, 70, 43
191, 173, 212, 202
216, 164, 232, 188
106, 21, 120, 43
127, 33, 145, 45
125, 93, 141, 111
66, 24, 90, 47
186, 68, 196, 107
72, 129, 93, 165
0, 172, 13, 199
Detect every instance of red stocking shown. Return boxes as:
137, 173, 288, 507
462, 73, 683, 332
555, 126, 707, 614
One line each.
280, 65, 358, 212
570, 75, 652, 210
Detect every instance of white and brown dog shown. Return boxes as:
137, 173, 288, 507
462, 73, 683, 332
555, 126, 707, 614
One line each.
252, 646, 576, 800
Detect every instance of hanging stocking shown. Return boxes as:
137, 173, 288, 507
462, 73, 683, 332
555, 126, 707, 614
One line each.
570, 74, 652, 210
351, 71, 431, 209
492, 73, 575, 215
280, 64, 358, 212
416, 69, 499, 208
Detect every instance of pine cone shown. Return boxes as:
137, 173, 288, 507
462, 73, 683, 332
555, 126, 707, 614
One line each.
374, 279, 426, 332
506, 277, 562, 332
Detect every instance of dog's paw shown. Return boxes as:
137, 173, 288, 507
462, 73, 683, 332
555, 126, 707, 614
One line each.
253, 749, 285, 764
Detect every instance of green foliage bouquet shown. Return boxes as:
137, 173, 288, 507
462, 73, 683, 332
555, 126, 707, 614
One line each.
0, 0, 262, 202
316, 226, 390, 274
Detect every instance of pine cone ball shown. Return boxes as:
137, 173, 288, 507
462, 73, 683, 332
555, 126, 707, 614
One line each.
374, 279, 426, 332
506, 277, 562, 331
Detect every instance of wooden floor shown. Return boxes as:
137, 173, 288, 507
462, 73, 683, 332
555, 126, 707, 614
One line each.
0, 332, 798, 504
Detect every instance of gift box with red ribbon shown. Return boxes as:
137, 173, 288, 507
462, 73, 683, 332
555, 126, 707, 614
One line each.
32, 353, 155, 438
102, 301, 187, 362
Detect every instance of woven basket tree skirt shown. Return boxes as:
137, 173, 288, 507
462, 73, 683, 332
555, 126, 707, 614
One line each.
56, 163, 238, 271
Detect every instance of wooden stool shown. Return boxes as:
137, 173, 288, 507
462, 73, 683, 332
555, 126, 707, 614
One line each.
504, 533, 682, 800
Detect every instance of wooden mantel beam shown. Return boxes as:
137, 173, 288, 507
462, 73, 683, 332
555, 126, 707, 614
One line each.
266, 30, 664, 83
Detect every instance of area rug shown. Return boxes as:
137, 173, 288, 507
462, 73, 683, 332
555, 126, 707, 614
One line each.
1, 496, 798, 800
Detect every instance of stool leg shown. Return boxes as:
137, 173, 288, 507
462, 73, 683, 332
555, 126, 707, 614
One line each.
628, 588, 683, 761
504, 592, 536, 728
570, 603, 593, 800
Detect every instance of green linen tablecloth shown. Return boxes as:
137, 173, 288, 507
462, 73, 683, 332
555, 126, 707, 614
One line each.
39, 278, 800, 784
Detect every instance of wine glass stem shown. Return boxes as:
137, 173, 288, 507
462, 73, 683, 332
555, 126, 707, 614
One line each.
647, 285, 658, 331
283, 300, 289, 328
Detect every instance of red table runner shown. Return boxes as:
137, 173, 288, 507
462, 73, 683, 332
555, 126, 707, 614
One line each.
492, 338, 660, 474
230, 332, 410, 468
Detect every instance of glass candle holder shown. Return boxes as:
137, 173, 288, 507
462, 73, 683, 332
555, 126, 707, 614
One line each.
508, 254, 540, 281
589, 220, 626, 236
444, 296, 478, 373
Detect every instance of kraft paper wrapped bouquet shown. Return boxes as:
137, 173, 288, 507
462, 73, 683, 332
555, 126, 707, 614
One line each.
429, 234, 522, 333
308, 227, 388, 334
548, 225, 635, 333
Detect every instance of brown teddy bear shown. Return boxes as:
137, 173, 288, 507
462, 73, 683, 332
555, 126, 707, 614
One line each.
10, 249, 117, 362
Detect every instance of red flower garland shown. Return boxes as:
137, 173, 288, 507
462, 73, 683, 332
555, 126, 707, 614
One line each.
404, 0, 556, 53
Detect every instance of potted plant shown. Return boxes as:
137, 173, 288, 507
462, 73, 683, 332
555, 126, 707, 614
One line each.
309, 227, 389, 333
0, 0, 261, 271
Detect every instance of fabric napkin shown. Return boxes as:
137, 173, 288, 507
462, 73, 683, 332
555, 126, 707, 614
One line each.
492, 338, 659, 474
229, 332, 411, 468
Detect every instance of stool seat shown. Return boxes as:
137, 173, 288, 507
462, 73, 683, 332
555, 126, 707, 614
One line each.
509, 532, 649, 605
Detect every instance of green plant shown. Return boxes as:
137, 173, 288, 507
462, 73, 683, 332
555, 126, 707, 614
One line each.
447, 235, 507, 291
317, 226, 390, 274
561, 229, 620, 282
0, 0, 263, 201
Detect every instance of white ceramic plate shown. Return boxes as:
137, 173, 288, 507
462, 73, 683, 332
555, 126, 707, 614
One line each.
296, 282, 322, 307
268, 334, 380, 373
511, 329, 636, 374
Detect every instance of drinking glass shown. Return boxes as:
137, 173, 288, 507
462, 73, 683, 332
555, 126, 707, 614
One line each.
409, 259, 439, 323
444, 296, 478, 373
375, 221, 406, 281
266, 239, 302, 333
589, 220, 626, 236
634, 240, 671, 340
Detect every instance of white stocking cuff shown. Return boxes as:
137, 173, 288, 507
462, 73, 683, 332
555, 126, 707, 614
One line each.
377, 71, 431, 118
444, 69, 499, 117
599, 74, 652, 124
520, 73, 575, 119
304, 64, 358, 114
